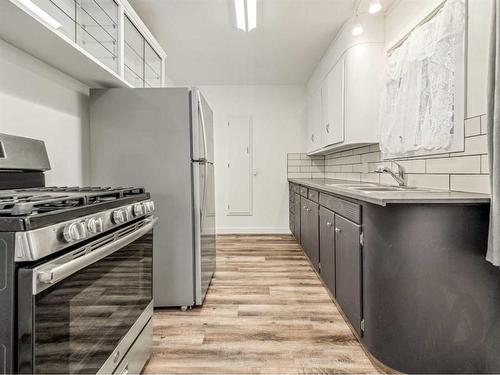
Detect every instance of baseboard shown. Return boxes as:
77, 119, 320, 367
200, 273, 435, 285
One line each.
216, 227, 292, 234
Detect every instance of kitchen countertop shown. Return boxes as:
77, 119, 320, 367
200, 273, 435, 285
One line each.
288, 178, 491, 206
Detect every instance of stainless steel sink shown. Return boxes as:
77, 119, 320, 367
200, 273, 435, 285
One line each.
354, 186, 429, 192
326, 183, 377, 188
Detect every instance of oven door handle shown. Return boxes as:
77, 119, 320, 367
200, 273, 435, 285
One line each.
34, 217, 158, 292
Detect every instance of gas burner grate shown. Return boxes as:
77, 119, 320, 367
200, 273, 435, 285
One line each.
0, 195, 86, 216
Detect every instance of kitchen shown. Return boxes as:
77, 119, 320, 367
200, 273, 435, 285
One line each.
0, 0, 498, 374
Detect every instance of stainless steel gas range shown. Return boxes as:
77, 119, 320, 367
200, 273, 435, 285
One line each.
0, 134, 157, 374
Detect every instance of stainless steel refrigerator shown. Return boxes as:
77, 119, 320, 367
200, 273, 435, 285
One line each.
89, 87, 216, 308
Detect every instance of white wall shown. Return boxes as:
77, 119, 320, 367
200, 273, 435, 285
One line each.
385, 0, 492, 117
200, 85, 306, 234
0, 39, 90, 185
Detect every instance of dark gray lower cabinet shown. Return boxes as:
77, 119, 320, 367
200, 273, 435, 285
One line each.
301, 197, 319, 272
294, 193, 301, 241
319, 207, 336, 296
335, 214, 362, 336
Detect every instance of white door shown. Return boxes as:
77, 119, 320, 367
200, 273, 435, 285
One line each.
226, 116, 252, 216
326, 58, 345, 145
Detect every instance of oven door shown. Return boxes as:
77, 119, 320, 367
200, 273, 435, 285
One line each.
17, 217, 157, 374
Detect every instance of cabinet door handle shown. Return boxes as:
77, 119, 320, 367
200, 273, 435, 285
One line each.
303, 206, 307, 209
335, 228, 341, 233
326, 221, 332, 227
311, 134, 315, 142
326, 123, 330, 133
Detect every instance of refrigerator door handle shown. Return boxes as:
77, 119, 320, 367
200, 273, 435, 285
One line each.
197, 91, 208, 163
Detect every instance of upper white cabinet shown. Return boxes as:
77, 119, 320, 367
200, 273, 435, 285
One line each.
325, 57, 344, 146
307, 89, 322, 153
306, 15, 385, 155
0, 0, 166, 88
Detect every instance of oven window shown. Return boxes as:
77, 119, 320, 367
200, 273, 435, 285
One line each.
33, 233, 152, 374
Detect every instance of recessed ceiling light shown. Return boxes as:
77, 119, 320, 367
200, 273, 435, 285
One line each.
368, 0, 382, 14
234, 0, 257, 32
235, 0, 246, 31
247, 0, 257, 31
17, 0, 62, 29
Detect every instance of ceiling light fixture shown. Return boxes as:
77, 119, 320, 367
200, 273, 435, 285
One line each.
17, 0, 62, 29
352, 16, 364, 36
368, 0, 382, 14
234, 0, 257, 32
235, 0, 246, 31
247, 0, 257, 31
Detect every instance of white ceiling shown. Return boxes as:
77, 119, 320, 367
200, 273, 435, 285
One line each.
129, 0, 392, 85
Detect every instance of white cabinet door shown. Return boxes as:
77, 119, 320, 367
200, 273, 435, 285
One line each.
307, 89, 322, 153
326, 58, 345, 145
321, 78, 329, 148
344, 44, 383, 143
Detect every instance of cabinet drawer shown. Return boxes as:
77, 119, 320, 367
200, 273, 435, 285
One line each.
290, 183, 300, 193
308, 189, 319, 202
319, 193, 361, 224
300, 186, 308, 197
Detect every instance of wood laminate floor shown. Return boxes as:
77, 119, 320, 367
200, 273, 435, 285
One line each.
144, 235, 379, 374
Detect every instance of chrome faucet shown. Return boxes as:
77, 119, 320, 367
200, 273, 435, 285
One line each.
374, 162, 406, 186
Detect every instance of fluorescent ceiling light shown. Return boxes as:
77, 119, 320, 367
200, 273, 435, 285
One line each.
235, 0, 246, 31
246, 0, 257, 31
17, 0, 62, 29
352, 21, 364, 36
368, 0, 382, 14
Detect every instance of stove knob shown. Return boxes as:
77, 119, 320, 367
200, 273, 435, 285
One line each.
63, 222, 85, 242
95, 217, 104, 233
76, 222, 87, 239
87, 217, 103, 234
133, 203, 144, 217
112, 209, 125, 224
144, 201, 154, 214
63, 223, 78, 242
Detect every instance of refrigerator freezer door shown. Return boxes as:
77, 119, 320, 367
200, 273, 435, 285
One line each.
192, 160, 216, 305
191, 89, 214, 163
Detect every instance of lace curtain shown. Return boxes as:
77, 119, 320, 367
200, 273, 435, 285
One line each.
380, 0, 465, 156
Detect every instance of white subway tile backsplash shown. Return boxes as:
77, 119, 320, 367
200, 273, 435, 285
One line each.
465, 117, 481, 137
360, 173, 381, 183
352, 162, 369, 173
361, 151, 381, 163
395, 159, 426, 173
426, 156, 481, 174
406, 174, 450, 190
481, 115, 488, 135
287, 113, 489, 194
452, 134, 488, 156
450, 175, 490, 194
288, 172, 312, 179
481, 155, 490, 174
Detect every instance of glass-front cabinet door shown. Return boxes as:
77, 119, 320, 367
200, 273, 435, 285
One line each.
17, 0, 163, 86
77, 0, 119, 73
124, 15, 145, 87
145, 42, 162, 87
30, 0, 119, 74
